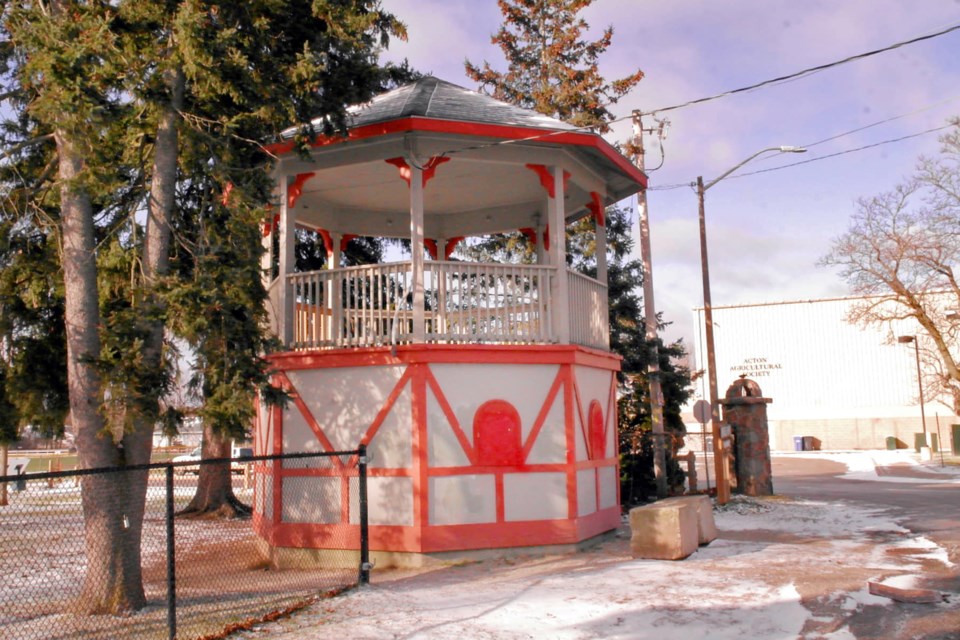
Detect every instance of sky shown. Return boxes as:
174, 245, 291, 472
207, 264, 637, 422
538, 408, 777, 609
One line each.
240, 452, 960, 640
378, 0, 960, 354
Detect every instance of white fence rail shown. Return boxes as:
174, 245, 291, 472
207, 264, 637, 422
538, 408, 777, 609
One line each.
425, 262, 554, 344
567, 269, 610, 350
285, 261, 604, 350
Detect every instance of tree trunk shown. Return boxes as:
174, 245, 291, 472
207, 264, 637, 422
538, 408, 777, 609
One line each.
57, 131, 146, 613
1, 444, 8, 506
178, 423, 250, 518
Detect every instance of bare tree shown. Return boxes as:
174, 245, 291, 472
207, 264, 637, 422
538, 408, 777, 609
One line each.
821, 120, 960, 412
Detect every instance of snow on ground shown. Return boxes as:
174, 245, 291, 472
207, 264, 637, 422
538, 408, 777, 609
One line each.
778, 450, 960, 484
238, 452, 958, 640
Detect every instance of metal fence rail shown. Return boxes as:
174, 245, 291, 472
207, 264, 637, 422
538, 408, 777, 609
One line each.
0, 448, 368, 640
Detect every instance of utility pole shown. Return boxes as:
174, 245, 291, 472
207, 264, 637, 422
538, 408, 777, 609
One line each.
632, 111, 667, 499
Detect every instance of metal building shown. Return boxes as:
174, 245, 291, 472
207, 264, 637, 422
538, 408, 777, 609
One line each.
690, 296, 959, 452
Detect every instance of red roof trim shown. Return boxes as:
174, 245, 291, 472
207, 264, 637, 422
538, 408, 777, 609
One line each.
267, 117, 647, 189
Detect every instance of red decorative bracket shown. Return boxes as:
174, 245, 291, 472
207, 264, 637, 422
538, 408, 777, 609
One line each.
318, 228, 334, 257
444, 236, 465, 259
586, 191, 605, 227
520, 227, 537, 246
525, 164, 571, 199
385, 156, 451, 188
262, 206, 278, 237
424, 238, 438, 260
519, 227, 549, 250
287, 172, 316, 209
340, 234, 357, 252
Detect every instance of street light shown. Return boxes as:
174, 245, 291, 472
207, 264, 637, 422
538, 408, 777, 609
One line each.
697, 145, 806, 505
897, 335, 929, 447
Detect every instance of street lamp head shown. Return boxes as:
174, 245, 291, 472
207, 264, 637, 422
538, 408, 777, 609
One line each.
897, 335, 915, 344
778, 146, 807, 153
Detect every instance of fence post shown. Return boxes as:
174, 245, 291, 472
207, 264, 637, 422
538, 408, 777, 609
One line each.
165, 464, 177, 640
357, 444, 370, 585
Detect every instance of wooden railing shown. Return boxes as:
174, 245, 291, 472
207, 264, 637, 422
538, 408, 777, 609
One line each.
425, 261, 554, 344
567, 269, 610, 350
283, 261, 606, 350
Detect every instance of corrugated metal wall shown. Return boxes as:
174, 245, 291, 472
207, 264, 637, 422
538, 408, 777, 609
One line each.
690, 296, 958, 450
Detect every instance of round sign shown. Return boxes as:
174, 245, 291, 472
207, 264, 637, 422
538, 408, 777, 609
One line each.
693, 399, 711, 424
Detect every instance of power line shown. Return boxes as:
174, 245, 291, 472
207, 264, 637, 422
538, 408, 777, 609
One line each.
727, 124, 954, 180
637, 23, 960, 117
802, 95, 960, 149
647, 122, 955, 190
438, 22, 960, 162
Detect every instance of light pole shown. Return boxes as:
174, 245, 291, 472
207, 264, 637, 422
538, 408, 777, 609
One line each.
697, 145, 806, 505
897, 334, 928, 446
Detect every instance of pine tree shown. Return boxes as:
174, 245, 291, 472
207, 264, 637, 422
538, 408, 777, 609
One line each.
1, 0, 407, 612
465, 0, 643, 133
466, 0, 692, 503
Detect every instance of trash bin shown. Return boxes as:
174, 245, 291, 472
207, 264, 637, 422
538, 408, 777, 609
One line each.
792, 436, 803, 452
885, 436, 897, 450
802, 436, 815, 451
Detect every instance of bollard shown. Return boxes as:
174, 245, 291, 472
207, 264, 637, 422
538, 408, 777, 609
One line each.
685, 451, 698, 493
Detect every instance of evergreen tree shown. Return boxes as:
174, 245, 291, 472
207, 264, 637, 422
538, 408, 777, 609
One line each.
1, 0, 407, 612
466, 0, 692, 503
465, 0, 643, 134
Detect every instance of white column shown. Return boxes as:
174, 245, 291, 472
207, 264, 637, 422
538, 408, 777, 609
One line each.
329, 232, 342, 344
410, 167, 425, 342
547, 166, 569, 344
330, 232, 342, 269
595, 215, 608, 284
260, 194, 275, 288
278, 176, 295, 346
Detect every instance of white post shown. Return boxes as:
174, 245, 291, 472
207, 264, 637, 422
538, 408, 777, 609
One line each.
595, 215, 608, 284
330, 232, 342, 270
410, 166, 426, 342
278, 176, 295, 346
547, 166, 569, 344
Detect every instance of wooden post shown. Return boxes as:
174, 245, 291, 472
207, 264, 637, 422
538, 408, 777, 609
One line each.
547, 165, 569, 344
410, 165, 425, 343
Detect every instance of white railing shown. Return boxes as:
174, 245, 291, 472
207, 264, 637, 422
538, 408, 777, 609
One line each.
288, 263, 414, 349
567, 269, 609, 350
285, 261, 607, 350
425, 261, 554, 344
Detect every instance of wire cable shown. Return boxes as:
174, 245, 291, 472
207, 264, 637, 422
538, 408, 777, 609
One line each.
639, 23, 960, 117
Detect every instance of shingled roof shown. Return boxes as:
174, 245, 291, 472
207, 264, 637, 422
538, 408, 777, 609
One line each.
286, 76, 578, 137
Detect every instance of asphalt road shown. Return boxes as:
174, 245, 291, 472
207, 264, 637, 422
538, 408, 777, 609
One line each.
773, 455, 960, 552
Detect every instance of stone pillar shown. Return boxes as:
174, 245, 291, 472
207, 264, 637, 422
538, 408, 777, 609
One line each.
721, 376, 773, 496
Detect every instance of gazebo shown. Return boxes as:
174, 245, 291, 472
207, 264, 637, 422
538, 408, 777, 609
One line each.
251, 77, 647, 566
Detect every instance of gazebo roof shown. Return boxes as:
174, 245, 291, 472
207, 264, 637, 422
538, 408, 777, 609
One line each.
288, 76, 577, 135
272, 77, 645, 239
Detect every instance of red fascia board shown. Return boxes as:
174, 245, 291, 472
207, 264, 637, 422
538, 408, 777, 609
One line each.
267, 117, 647, 189
268, 343, 622, 371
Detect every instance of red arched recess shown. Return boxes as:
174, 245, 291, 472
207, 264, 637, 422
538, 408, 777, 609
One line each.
589, 400, 605, 459
473, 399, 523, 466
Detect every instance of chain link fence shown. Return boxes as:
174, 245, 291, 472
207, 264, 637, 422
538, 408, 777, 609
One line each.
0, 448, 369, 640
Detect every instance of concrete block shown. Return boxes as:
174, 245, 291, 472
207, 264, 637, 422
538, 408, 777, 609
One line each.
660, 495, 717, 545
628, 501, 699, 560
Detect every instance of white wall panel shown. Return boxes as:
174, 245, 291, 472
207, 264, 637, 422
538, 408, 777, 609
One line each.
428, 475, 496, 525
504, 472, 567, 521
282, 476, 340, 524
577, 469, 597, 516
598, 466, 617, 510
349, 476, 413, 526
431, 363, 559, 443
287, 366, 405, 451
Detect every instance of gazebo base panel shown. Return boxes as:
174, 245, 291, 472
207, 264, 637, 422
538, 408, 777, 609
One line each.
254, 520, 620, 570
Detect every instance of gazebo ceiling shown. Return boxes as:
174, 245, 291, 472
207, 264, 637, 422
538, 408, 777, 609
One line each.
271, 77, 646, 239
